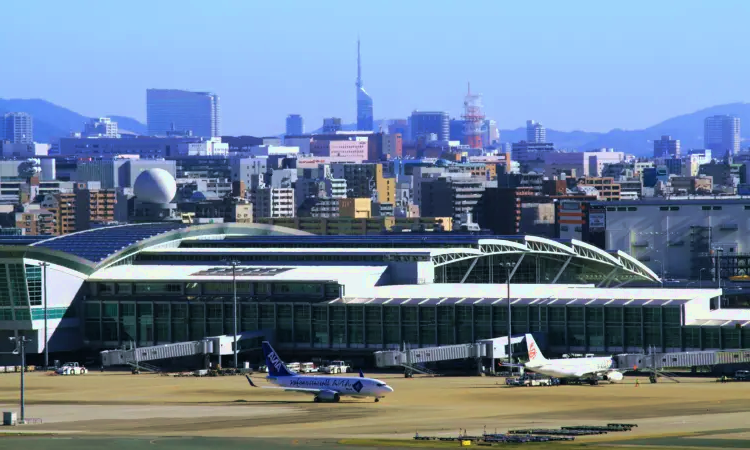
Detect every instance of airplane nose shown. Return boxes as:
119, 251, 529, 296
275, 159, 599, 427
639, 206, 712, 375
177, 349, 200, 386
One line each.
386, 385, 394, 393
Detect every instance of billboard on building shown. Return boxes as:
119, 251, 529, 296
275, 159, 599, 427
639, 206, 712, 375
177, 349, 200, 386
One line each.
588, 205, 606, 231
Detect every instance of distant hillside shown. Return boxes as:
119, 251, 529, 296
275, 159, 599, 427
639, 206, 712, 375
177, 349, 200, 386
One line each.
0, 99, 145, 142
503, 103, 750, 156
5, 97, 750, 155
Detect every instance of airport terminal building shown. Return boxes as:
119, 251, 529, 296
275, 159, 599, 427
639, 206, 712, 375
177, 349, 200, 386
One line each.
1, 223, 749, 363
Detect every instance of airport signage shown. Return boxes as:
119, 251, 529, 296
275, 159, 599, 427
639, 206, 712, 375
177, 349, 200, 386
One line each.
589, 212, 606, 231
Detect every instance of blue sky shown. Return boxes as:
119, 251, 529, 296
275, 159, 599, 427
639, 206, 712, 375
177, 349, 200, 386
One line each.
2, 0, 749, 135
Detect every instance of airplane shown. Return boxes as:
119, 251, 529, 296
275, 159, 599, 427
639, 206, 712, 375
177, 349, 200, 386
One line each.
245, 341, 394, 403
505, 334, 624, 385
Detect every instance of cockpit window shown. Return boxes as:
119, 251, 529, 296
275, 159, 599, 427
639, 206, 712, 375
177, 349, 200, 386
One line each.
376, 383, 386, 387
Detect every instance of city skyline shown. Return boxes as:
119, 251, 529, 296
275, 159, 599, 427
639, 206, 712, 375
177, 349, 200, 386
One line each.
3, 1, 750, 136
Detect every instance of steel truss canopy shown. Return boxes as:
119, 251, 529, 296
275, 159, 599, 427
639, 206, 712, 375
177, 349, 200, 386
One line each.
428, 236, 661, 285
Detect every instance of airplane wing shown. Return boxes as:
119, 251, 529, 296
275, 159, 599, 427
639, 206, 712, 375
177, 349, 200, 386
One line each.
246, 375, 323, 395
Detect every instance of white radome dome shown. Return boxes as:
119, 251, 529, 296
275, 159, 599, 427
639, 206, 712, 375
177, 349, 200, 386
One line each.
134, 168, 177, 204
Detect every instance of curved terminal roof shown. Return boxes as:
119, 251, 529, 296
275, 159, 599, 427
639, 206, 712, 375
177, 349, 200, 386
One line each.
181, 233, 661, 284
7, 222, 311, 274
6, 225, 660, 284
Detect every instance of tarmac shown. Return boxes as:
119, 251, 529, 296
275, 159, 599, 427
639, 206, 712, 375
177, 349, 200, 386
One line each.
0, 371, 746, 449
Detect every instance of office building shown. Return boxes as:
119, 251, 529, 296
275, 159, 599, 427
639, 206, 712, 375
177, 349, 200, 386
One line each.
544, 151, 625, 178
3, 112, 33, 144
252, 187, 295, 218
75, 159, 176, 189
0, 142, 50, 158
83, 118, 119, 138
322, 118, 342, 133
419, 176, 491, 224
146, 89, 220, 137
449, 119, 465, 141
409, 111, 449, 142
704, 115, 740, 157
482, 119, 499, 147
477, 187, 533, 235
578, 177, 621, 201
14, 207, 55, 236
526, 120, 546, 143
310, 140, 368, 162
387, 119, 408, 137
512, 141, 555, 162
58, 136, 221, 158
339, 198, 372, 218
331, 163, 395, 203
597, 197, 750, 280
355, 39, 374, 131
286, 115, 304, 136
653, 135, 680, 158
367, 132, 402, 161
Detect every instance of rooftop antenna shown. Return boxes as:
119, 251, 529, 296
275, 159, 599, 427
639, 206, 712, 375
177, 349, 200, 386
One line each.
356, 37, 362, 89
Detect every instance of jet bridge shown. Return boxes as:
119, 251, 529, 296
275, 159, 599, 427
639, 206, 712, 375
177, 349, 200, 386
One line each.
615, 349, 750, 371
372, 334, 545, 375
100, 330, 272, 367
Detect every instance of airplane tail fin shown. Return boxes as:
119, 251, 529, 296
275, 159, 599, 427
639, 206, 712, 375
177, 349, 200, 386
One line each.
246, 375, 258, 387
359, 369, 365, 378
261, 341, 295, 377
525, 333, 547, 365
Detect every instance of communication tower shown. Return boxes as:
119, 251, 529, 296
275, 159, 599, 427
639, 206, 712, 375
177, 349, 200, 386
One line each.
462, 83, 485, 149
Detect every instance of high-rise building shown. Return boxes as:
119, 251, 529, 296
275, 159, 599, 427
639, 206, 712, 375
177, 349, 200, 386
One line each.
83, 117, 119, 138
526, 120, 546, 143
146, 89, 220, 137
704, 115, 740, 157
653, 135, 680, 158
3, 112, 33, 144
409, 111, 449, 142
323, 118, 342, 133
286, 114, 304, 135
356, 39, 374, 131
482, 119, 499, 147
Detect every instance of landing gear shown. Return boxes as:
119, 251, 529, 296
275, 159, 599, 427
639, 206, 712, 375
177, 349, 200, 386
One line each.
589, 379, 599, 386
375, 398, 380, 403
314, 396, 321, 403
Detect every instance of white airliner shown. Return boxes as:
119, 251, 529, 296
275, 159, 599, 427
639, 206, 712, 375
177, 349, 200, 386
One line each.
508, 334, 624, 385
246, 341, 394, 403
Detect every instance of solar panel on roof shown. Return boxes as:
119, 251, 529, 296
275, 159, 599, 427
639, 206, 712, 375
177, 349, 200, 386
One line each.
33, 223, 186, 263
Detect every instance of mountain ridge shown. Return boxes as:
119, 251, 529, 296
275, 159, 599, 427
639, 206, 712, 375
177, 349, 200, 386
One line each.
0, 98, 146, 142
3, 98, 750, 156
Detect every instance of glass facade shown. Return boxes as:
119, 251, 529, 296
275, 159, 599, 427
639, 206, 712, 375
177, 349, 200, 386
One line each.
80, 294, 750, 352
0, 263, 37, 322
83, 280, 341, 346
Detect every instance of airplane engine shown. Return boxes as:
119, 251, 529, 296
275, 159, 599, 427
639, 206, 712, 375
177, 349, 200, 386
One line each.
605, 371, 624, 382
315, 391, 341, 403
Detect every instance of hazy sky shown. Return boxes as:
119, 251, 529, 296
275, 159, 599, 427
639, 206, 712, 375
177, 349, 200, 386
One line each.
2, 0, 750, 135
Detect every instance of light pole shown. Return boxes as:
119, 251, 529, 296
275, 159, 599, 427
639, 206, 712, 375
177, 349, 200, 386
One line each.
37, 262, 50, 369
714, 248, 724, 309
505, 263, 513, 375
10, 336, 30, 423
653, 259, 664, 287
699, 268, 707, 289
226, 259, 240, 369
